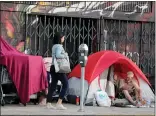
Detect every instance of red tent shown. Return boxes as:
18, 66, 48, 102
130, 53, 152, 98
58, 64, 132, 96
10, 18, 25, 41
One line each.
68, 51, 154, 104
0, 37, 48, 104
68, 50, 150, 85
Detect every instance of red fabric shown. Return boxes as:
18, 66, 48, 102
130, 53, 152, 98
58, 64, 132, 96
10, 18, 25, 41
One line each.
0, 37, 48, 103
68, 50, 150, 86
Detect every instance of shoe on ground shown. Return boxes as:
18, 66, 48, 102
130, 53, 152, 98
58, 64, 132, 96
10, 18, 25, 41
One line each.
46, 103, 56, 109
56, 104, 67, 110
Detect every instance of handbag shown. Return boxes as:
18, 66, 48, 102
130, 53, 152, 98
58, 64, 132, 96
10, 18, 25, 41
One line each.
53, 52, 71, 73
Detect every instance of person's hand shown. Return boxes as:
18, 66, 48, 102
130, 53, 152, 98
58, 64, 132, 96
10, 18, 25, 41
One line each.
134, 100, 145, 107
132, 101, 140, 107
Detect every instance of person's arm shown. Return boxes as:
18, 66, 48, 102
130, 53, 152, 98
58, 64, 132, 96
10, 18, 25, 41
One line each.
122, 89, 136, 106
135, 89, 139, 101
55, 46, 66, 59
119, 79, 136, 106
132, 79, 142, 101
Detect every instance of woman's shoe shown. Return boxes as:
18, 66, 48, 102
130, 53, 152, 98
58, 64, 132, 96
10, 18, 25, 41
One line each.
56, 104, 67, 110
46, 103, 56, 109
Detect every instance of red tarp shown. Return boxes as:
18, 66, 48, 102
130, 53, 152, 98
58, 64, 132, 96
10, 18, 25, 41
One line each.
0, 37, 48, 104
68, 50, 150, 85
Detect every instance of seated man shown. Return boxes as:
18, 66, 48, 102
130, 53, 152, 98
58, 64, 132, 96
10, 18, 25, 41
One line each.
114, 71, 144, 107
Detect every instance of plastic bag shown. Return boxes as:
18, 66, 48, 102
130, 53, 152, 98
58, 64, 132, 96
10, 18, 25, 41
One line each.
95, 90, 111, 107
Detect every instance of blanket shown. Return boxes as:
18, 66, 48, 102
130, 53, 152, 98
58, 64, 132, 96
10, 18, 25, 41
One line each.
0, 37, 48, 104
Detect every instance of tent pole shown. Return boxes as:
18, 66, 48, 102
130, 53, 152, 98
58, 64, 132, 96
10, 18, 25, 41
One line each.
79, 67, 85, 112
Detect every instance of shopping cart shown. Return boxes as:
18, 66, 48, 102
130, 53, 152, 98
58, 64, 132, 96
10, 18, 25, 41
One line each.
0, 65, 17, 106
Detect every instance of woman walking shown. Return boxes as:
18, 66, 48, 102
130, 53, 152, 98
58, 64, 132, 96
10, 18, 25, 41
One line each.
46, 31, 69, 110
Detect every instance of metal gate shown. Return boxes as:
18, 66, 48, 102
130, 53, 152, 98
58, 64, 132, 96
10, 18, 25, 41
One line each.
100, 18, 155, 77
26, 14, 155, 77
26, 14, 99, 68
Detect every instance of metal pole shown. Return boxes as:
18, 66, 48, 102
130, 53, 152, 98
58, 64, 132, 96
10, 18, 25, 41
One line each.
79, 67, 85, 112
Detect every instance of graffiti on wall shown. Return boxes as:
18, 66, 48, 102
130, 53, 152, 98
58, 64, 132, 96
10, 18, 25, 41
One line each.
0, 1, 154, 53
0, 3, 26, 52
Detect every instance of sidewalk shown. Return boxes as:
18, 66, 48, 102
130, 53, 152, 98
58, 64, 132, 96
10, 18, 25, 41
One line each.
1, 103, 155, 115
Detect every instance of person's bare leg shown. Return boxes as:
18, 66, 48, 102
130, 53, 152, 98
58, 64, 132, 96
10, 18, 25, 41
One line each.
57, 99, 62, 105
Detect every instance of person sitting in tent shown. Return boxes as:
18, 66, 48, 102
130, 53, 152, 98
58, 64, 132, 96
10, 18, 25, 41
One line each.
114, 71, 144, 107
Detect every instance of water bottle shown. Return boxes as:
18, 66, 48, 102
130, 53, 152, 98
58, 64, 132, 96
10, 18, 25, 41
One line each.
93, 98, 97, 106
146, 99, 151, 108
150, 104, 155, 108
24, 48, 30, 54
24, 49, 28, 54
